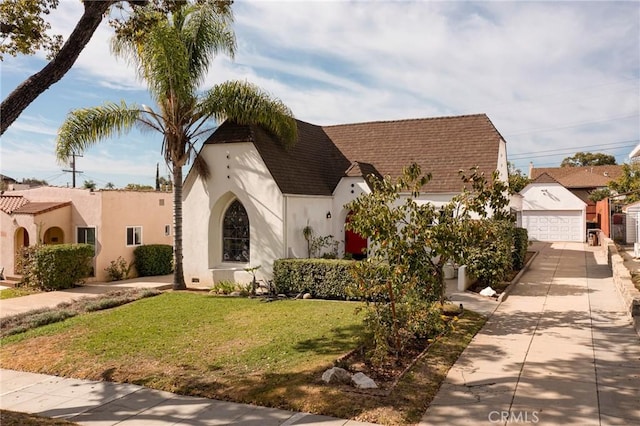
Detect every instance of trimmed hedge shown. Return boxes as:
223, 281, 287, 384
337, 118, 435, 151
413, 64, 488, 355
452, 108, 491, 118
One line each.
21, 244, 93, 290
134, 244, 173, 276
273, 258, 357, 300
512, 227, 529, 270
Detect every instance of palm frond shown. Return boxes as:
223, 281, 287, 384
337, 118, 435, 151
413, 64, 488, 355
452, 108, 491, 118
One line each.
200, 80, 297, 148
182, 1, 236, 85
56, 102, 141, 163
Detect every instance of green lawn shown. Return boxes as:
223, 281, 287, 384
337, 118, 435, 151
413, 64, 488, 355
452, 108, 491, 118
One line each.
0, 292, 486, 424
0, 287, 41, 300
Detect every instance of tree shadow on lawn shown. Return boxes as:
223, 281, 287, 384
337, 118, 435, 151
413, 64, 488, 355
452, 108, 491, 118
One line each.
293, 324, 366, 356
153, 312, 487, 425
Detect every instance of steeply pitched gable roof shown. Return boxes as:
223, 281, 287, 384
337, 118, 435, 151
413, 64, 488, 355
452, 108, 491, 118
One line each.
205, 120, 350, 195
323, 114, 504, 193
203, 113, 505, 196
532, 172, 562, 185
530, 165, 623, 189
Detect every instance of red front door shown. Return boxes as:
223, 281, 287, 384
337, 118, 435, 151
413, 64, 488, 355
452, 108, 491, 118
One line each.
345, 212, 367, 259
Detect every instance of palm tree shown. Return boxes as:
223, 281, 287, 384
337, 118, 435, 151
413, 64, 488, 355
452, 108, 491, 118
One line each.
55, 1, 297, 290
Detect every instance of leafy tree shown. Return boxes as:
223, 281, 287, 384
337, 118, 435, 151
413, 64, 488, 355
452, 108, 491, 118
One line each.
588, 188, 611, 203
560, 152, 617, 167
55, 2, 296, 290
21, 177, 48, 186
82, 179, 96, 190
0, 0, 233, 135
124, 183, 154, 191
507, 162, 530, 194
157, 176, 172, 191
345, 164, 511, 362
608, 163, 640, 203
104, 182, 116, 189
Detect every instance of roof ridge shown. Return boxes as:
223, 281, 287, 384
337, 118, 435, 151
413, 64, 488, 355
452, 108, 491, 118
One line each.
321, 113, 488, 129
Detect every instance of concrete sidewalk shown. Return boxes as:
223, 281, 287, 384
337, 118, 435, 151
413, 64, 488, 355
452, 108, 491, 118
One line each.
0, 369, 376, 425
0, 275, 380, 425
0, 275, 173, 319
421, 242, 640, 426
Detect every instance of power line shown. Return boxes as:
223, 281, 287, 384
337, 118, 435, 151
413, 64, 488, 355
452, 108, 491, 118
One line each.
504, 113, 639, 137
509, 139, 640, 159
510, 144, 636, 161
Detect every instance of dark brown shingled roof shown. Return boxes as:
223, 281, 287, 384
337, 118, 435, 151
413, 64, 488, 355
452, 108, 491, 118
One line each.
203, 114, 504, 195
531, 165, 623, 189
205, 120, 350, 196
323, 114, 504, 193
0, 195, 28, 214
13, 201, 71, 215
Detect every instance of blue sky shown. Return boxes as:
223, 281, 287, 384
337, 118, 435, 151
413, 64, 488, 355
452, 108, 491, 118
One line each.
1, 0, 639, 189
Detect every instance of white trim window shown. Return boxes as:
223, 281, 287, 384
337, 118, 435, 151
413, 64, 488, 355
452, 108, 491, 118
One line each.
164, 225, 171, 236
126, 226, 143, 246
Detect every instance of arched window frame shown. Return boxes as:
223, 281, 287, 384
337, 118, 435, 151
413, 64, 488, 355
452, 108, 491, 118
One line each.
222, 199, 250, 263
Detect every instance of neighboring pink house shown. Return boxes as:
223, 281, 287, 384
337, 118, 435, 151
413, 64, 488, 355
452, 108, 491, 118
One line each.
0, 187, 173, 282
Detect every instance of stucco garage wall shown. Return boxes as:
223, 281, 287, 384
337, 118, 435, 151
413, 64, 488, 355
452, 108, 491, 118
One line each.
520, 182, 587, 242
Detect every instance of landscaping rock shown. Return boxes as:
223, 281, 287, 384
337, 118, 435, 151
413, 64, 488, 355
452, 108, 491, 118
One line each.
479, 286, 497, 297
303, 293, 312, 299
321, 367, 352, 384
229, 291, 242, 297
352, 372, 377, 389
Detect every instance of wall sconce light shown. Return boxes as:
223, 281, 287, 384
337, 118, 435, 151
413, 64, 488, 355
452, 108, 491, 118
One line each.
326, 212, 332, 219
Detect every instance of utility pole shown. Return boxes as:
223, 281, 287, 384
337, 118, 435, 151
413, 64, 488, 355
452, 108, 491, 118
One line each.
62, 153, 83, 188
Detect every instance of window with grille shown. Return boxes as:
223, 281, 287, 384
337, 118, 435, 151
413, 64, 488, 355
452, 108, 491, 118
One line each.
222, 200, 249, 262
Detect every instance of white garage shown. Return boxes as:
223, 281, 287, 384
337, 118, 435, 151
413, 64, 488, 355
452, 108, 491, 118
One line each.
520, 174, 587, 242
522, 210, 584, 242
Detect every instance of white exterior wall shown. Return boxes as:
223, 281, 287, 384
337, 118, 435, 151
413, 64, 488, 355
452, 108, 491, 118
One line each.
521, 183, 586, 212
624, 204, 640, 244
183, 143, 284, 287
283, 196, 333, 258
497, 139, 509, 182
520, 182, 587, 241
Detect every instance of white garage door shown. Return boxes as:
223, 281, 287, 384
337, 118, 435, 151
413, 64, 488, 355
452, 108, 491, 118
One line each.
522, 211, 583, 242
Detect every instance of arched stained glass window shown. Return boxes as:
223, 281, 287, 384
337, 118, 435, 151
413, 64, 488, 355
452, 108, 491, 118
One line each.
222, 200, 249, 262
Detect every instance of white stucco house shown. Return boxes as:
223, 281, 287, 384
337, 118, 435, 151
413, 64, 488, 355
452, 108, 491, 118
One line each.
182, 113, 510, 286
520, 173, 587, 242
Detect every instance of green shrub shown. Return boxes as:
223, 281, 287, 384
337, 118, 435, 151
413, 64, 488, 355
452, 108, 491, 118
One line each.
21, 244, 94, 290
464, 220, 514, 287
210, 280, 241, 295
134, 244, 173, 277
273, 258, 357, 300
512, 227, 529, 270
105, 256, 132, 281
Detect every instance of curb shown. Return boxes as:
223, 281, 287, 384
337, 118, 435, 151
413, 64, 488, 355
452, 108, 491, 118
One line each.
496, 250, 539, 303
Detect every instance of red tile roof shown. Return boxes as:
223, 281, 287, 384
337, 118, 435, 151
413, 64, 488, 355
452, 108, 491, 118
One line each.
0, 195, 29, 214
204, 114, 505, 195
530, 165, 623, 189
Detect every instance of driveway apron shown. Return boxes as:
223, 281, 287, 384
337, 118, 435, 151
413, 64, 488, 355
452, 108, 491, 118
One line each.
421, 242, 640, 426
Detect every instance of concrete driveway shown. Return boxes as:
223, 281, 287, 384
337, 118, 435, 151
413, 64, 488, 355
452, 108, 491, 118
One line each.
421, 242, 640, 425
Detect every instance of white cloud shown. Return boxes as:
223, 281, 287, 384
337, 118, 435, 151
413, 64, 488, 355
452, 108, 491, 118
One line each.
2, 0, 638, 182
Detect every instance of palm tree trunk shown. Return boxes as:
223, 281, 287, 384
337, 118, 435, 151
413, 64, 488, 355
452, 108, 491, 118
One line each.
172, 163, 186, 290
1, 0, 115, 135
